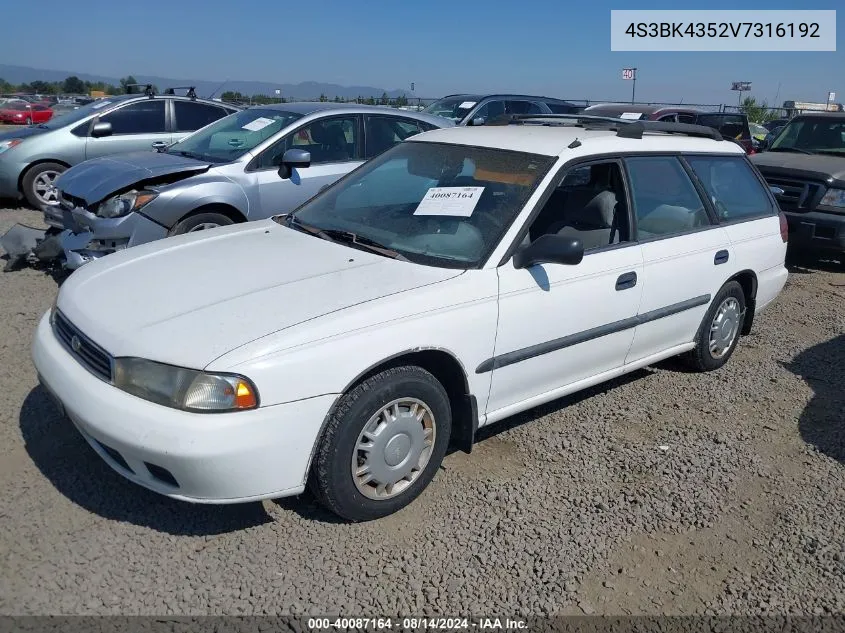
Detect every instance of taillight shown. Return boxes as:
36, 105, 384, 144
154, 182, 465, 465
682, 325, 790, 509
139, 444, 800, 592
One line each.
779, 212, 788, 243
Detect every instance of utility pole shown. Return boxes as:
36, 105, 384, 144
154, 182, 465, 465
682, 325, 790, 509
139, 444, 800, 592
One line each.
622, 68, 637, 104
632, 68, 637, 104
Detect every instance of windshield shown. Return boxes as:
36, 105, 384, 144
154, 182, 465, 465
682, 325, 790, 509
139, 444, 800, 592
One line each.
423, 97, 479, 122
41, 98, 119, 128
770, 117, 845, 154
282, 141, 555, 268
166, 108, 302, 163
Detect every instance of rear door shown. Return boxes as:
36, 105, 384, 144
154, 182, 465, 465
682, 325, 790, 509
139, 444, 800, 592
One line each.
623, 155, 731, 364
247, 114, 363, 218
84, 99, 172, 159
363, 114, 435, 159
171, 100, 233, 142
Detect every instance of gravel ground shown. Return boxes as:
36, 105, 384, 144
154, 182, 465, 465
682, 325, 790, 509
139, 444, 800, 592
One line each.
0, 203, 843, 616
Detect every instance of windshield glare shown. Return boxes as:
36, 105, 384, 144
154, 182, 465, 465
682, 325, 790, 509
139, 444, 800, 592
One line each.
167, 108, 302, 162
771, 118, 845, 154
284, 141, 555, 268
423, 97, 478, 122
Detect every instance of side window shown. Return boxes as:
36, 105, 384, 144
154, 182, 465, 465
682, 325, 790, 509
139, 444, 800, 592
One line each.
677, 113, 697, 124
625, 156, 711, 239
257, 116, 358, 168
173, 100, 229, 132
98, 100, 166, 135
474, 100, 505, 123
365, 116, 426, 158
685, 156, 773, 221
526, 161, 631, 251
506, 101, 544, 115
658, 113, 677, 123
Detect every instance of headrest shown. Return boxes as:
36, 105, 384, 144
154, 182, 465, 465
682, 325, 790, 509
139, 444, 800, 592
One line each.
309, 123, 329, 145
566, 189, 617, 229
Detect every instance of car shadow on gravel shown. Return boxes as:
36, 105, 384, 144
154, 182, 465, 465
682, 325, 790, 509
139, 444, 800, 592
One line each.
19, 385, 274, 535
787, 334, 845, 466
786, 251, 844, 274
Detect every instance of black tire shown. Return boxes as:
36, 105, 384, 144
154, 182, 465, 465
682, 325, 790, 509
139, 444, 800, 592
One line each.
684, 281, 746, 372
169, 211, 234, 236
309, 365, 452, 522
21, 162, 66, 208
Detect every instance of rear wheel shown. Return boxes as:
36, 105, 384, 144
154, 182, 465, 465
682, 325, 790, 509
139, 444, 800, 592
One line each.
169, 211, 234, 235
310, 365, 452, 521
21, 162, 65, 208
685, 281, 746, 372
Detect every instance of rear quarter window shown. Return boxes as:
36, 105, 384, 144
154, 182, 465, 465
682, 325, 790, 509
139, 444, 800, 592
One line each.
685, 155, 773, 222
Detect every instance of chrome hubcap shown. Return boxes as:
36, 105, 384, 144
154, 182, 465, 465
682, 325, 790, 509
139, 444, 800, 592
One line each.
187, 222, 221, 232
33, 171, 60, 205
709, 297, 741, 359
352, 398, 436, 500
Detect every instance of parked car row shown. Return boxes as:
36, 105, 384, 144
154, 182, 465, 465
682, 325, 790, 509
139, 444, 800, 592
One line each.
0, 101, 53, 125
30, 113, 790, 520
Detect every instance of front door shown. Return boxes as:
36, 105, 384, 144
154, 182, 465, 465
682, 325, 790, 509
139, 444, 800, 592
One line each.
85, 100, 172, 160
485, 160, 644, 418
249, 115, 364, 218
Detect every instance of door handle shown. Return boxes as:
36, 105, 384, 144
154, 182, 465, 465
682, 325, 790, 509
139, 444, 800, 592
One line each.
615, 271, 637, 291
714, 249, 729, 265
151, 141, 167, 152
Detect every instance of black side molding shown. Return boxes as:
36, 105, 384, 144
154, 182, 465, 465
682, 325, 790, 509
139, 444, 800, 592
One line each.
476, 294, 711, 373
714, 250, 730, 265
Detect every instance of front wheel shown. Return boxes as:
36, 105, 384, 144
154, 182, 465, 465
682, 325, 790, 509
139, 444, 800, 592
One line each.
169, 211, 234, 235
684, 281, 746, 372
22, 162, 66, 208
310, 366, 452, 521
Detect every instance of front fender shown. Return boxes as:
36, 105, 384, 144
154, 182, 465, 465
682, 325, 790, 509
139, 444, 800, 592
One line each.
146, 178, 249, 229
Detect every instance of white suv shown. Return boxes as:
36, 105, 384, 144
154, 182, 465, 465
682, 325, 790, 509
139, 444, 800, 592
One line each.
32, 116, 788, 521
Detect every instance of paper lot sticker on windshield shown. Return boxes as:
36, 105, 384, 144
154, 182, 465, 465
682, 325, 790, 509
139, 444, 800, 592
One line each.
458, 101, 477, 109
619, 112, 643, 120
91, 101, 112, 110
414, 187, 484, 217
242, 117, 275, 132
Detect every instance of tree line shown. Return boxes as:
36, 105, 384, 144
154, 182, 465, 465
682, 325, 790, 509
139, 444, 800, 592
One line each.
220, 91, 411, 107
0, 75, 153, 96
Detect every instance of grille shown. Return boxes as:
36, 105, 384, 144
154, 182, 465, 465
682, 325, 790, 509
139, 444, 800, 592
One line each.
53, 311, 113, 382
763, 176, 825, 212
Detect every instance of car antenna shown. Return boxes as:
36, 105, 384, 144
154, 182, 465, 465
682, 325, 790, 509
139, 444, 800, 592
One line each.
208, 80, 227, 100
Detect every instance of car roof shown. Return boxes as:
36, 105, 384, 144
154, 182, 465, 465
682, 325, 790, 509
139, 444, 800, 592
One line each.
245, 101, 451, 125
411, 124, 746, 158
792, 111, 845, 120
438, 93, 576, 104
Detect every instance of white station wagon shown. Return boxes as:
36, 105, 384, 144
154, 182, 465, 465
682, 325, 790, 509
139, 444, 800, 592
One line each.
32, 116, 789, 521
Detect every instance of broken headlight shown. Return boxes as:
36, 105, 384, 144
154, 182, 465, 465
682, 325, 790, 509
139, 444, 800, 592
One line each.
97, 190, 158, 219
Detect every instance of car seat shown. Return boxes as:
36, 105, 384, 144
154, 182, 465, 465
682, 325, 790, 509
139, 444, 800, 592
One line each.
547, 189, 618, 250
311, 122, 350, 161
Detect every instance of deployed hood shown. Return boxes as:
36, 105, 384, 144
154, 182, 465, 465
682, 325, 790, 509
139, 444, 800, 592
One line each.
752, 151, 845, 186
57, 220, 463, 369
55, 151, 213, 206
0, 126, 49, 142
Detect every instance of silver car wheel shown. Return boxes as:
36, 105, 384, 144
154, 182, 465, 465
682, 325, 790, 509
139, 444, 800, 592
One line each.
187, 222, 221, 232
709, 297, 741, 359
33, 171, 60, 206
352, 398, 436, 500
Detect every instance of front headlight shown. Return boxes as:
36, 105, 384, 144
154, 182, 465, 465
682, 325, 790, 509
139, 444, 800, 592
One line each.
0, 139, 23, 154
113, 357, 259, 412
97, 190, 158, 219
819, 188, 845, 208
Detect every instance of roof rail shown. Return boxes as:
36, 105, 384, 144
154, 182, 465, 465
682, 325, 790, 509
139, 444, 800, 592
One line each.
504, 114, 724, 141
125, 83, 156, 97
164, 86, 197, 100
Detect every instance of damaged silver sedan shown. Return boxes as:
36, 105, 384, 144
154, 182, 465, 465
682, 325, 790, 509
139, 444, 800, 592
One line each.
43, 102, 450, 269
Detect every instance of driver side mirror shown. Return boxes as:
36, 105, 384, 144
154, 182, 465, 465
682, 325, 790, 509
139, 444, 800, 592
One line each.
469, 116, 486, 126
91, 121, 113, 138
278, 148, 311, 179
513, 234, 584, 269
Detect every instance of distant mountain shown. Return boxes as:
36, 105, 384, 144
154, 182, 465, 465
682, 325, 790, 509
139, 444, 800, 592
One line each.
0, 64, 409, 100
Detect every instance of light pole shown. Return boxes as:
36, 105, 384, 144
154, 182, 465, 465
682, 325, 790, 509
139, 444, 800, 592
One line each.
731, 81, 751, 111
622, 68, 637, 104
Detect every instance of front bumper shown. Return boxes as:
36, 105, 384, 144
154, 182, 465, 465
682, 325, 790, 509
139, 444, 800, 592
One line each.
32, 312, 336, 503
784, 210, 845, 254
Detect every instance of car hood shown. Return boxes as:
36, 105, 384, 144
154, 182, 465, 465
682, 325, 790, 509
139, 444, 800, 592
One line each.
0, 125, 49, 142
55, 151, 213, 206
57, 220, 463, 369
751, 151, 845, 185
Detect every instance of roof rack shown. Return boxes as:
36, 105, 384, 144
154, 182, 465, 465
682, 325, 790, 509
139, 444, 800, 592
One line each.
164, 86, 197, 100
125, 83, 156, 97
503, 114, 724, 141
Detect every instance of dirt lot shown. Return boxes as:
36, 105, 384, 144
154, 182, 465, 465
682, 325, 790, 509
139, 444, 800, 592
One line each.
0, 203, 843, 616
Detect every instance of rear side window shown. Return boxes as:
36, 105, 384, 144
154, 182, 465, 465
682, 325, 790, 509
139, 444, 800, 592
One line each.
697, 114, 749, 140
686, 156, 773, 222
625, 156, 710, 239
173, 100, 228, 132
98, 100, 166, 135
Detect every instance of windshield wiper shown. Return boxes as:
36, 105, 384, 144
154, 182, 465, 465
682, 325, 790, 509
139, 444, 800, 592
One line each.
285, 216, 407, 261
170, 149, 207, 161
770, 147, 816, 155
